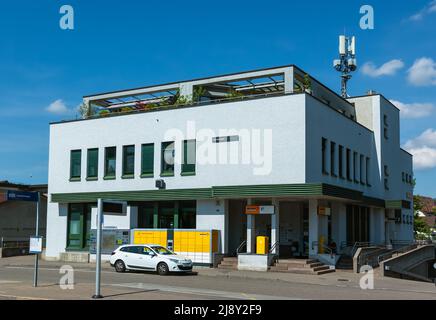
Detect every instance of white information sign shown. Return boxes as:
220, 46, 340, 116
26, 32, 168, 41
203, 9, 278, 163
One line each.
29, 237, 43, 254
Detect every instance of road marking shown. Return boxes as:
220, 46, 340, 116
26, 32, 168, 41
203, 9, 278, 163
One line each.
110, 282, 301, 300
0, 280, 22, 284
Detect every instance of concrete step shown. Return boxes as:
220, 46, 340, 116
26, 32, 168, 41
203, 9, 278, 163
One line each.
277, 259, 318, 264
222, 257, 238, 262
315, 268, 336, 275
219, 261, 238, 266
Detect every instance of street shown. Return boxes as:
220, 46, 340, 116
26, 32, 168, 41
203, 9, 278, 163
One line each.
0, 256, 435, 300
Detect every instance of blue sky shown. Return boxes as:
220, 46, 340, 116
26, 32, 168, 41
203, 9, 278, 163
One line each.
0, 0, 435, 196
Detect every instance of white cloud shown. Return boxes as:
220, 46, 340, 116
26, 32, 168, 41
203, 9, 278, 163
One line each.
403, 129, 436, 170
361, 59, 404, 77
389, 100, 434, 119
409, 0, 436, 21
46, 99, 71, 114
407, 57, 436, 86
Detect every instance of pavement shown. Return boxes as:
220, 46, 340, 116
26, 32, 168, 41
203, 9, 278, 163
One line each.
0, 255, 435, 300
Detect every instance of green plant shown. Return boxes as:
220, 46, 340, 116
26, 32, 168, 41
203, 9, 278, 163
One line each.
193, 86, 206, 102
78, 102, 90, 119
99, 109, 110, 117
120, 107, 133, 113
226, 89, 245, 100
303, 73, 312, 91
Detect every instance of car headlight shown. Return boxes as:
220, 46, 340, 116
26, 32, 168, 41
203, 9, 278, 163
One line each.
169, 258, 181, 263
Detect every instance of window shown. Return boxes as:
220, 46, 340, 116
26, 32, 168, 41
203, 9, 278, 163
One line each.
141, 143, 154, 177
182, 140, 196, 175
338, 145, 344, 179
122, 145, 135, 178
104, 147, 116, 179
353, 151, 358, 183
330, 141, 336, 177
161, 141, 175, 176
346, 148, 351, 181
86, 148, 98, 180
384, 127, 389, 139
212, 135, 239, 143
70, 150, 82, 181
383, 114, 388, 126
402, 172, 405, 182
360, 154, 365, 185
384, 165, 389, 190
366, 157, 371, 186
322, 138, 328, 174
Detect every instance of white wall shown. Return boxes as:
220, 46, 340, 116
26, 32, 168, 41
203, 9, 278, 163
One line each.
196, 199, 226, 253
48, 94, 307, 195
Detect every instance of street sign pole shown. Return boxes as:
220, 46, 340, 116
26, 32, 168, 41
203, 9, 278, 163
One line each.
92, 198, 104, 299
33, 192, 40, 287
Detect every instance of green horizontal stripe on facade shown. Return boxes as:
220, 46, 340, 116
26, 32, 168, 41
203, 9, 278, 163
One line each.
211, 183, 323, 198
51, 183, 388, 206
51, 188, 213, 203
385, 200, 411, 209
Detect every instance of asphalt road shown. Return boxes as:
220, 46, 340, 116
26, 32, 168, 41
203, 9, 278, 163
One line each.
0, 258, 435, 300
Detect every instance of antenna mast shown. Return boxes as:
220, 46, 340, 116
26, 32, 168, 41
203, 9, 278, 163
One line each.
333, 35, 357, 98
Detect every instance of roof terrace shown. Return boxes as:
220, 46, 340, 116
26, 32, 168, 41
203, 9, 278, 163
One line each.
77, 65, 356, 121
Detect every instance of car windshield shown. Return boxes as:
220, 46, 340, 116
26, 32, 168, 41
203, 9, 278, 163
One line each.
151, 246, 173, 255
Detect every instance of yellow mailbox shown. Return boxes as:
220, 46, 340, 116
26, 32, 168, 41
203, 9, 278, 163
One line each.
256, 236, 269, 255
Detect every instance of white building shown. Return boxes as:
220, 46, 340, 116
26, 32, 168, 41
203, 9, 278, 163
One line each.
45, 65, 414, 265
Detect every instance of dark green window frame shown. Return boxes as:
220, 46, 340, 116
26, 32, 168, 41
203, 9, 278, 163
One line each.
322, 137, 328, 175
122, 145, 135, 178
161, 141, 175, 177
182, 139, 196, 176
70, 150, 82, 181
330, 141, 336, 177
338, 145, 344, 179
141, 143, 154, 178
86, 148, 99, 180
104, 146, 116, 179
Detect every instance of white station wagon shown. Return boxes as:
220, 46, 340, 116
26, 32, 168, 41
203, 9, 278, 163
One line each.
110, 244, 193, 275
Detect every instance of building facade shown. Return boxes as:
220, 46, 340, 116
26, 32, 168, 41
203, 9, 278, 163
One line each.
45, 65, 414, 263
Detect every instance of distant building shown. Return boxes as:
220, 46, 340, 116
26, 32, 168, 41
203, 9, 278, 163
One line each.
0, 181, 47, 244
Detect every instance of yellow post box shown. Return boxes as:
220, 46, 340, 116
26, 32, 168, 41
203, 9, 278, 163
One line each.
256, 236, 269, 255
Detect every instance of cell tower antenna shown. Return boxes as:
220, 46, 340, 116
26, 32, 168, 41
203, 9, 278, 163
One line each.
333, 35, 357, 98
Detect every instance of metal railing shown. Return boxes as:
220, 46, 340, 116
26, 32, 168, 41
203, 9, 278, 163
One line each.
269, 241, 279, 254
236, 240, 247, 255
311, 241, 334, 255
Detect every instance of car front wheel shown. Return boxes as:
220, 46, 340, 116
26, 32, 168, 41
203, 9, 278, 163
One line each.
157, 262, 169, 276
114, 260, 126, 273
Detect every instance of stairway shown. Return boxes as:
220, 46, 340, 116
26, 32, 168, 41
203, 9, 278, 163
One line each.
269, 258, 335, 275
217, 257, 238, 270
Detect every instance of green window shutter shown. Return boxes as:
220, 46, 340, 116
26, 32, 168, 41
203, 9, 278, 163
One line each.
70, 150, 82, 179
161, 141, 175, 176
122, 145, 135, 176
87, 148, 99, 179
182, 140, 196, 175
141, 143, 154, 176
104, 147, 116, 178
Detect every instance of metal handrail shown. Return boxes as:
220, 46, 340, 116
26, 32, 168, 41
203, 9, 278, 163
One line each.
311, 241, 334, 255
236, 240, 247, 255
269, 241, 279, 254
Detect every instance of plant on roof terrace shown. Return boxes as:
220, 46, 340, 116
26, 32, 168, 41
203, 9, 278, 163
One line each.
226, 89, 245, 100
303, 73, 312, 94
99, 109, 110, 117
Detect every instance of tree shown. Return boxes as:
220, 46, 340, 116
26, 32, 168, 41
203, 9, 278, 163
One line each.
413, 195, 431, 238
